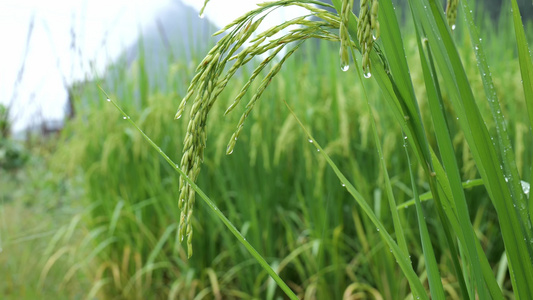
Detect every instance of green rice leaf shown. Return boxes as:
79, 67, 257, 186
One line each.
462, 0, 532, 249
404, 143, 445, 300
407, 0, 533, 297
100, 90, 298, 300
510, 0, 533, 226
349, 45, 410, 259
285, 100, 428, 299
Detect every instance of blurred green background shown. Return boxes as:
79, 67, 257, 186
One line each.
1, 1, 532, 299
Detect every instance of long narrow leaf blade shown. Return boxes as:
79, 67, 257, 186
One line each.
285, 101, 428, 299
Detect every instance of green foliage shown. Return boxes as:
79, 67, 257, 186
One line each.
12, 1, 533, 299
0, 139, 28, 170
0, 156, 87, 299
0, 104, 28, 170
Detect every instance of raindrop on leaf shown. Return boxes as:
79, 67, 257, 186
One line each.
341, 62, 349, 72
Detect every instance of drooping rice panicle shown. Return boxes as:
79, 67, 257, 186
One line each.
226, 41, 305, 155
250, 16, 305, 42
357, 0, 379, 77
446, 0, 458, 30
175, 0, 371, 257
248, 22, 334, 57
340, 0, 354, 71
225, 45, 286, 116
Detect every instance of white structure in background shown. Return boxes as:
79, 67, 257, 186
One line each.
0, 0, 310, 134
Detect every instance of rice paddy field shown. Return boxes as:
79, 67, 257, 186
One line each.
2, 0, 533, 299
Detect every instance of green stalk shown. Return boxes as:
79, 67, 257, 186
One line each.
462, 0, 532, 247
285, 101, 428, 299
409, 0, 533, 297
510, 0, 533, 224
415, 24, 498, 298
404, 139, 445, 300
333, 0, 468, 296
349, 47, 409, 258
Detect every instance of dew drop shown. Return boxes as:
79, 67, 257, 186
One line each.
521, 181, 530, 198
317, 149, 320, 152
308, 139, 313, 143
364, 72, 372, 78
341, 183, 346, 187
451, 24, 456, 30
199, 12, 205, 19
372, 34, 377, 41
341, 62, 349, 72
226, 147, 234, 155
377, 228, 380, 232
106, 98, 111, 102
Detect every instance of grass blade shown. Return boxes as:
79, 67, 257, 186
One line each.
462, 0, 532, 246
408, 0, 533, 297
285, 100, 428, 299
404, 142, 445, 300
510, 0, 533, 220
99, 88, 298, 300
349, 47, 409, 257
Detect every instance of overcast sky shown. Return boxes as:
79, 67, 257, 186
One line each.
0, 0, 309, 133
1, 0, 172, 132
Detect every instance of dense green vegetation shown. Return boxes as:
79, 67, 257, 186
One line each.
2, 0, 533, 299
